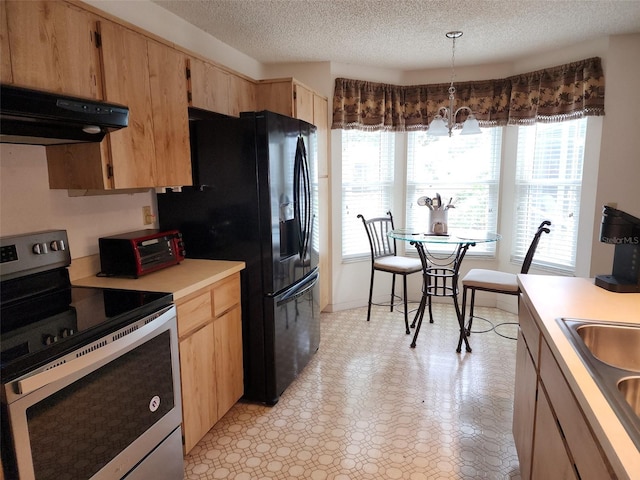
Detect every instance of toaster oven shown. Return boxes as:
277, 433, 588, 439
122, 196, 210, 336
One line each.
98, 229, 185, 278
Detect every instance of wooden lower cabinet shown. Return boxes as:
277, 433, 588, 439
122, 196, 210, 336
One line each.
179, 321, 217, 453
214, 306, 244, 416
176, 273, 243, 453
531, 385, 578, 480
514, 294, 615, 480
539, 339, 615, 479
512, 333, 537, 480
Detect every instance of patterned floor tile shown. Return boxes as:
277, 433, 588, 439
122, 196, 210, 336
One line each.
184, 303, 522, 479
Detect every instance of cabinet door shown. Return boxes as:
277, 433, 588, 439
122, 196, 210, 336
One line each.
4, 0, 101, 98
512, 332, 538, 480
539, 340, 614, 480
531, 386, 579, 480
256, 80, 294, 117
294, 83, 314, 124
229, 74, 256, 116
179, 322, 217, 454
313, 94, 329, 311
188, 57, 230, 115
46, 141, 111, 190
1, 1, 12, 84
318, 176, 330, 310
214, 306, 244, 419
147, 40, 192, 187
314, 94, 328, 176
97, 20, 157, 189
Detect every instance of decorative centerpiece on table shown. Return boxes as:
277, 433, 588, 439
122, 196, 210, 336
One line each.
417, 193, 455, 235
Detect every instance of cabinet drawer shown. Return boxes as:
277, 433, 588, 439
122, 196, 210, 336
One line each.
177, 290, 213, 338
540, 340, 614, 480
212, 273, 241, 317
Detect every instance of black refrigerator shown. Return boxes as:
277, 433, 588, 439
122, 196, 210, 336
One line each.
157, 109, 320, 405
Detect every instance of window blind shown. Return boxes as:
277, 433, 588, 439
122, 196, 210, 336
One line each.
406, 129, 503, 255
341, 130, 395, 258
513, 118, 587, 273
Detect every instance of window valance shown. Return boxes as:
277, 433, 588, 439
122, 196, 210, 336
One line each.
332, 57, 605, 131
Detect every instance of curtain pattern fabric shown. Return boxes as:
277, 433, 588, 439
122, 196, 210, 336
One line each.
332, 57, 604, 131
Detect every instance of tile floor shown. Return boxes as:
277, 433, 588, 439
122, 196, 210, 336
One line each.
184, 303, 522, 479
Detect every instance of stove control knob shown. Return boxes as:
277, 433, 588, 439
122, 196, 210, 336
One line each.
59, 328, 74, 338
42, 333, 58, 345
50, 240, 66, 251
32, 243, 48, 255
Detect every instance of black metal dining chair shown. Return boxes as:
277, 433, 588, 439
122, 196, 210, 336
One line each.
460, 220, 551, 335
358, 211, 423, 334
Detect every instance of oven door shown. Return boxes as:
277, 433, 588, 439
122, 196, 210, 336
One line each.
3, 305, 182, 480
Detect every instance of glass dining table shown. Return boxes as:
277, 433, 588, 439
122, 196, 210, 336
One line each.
388, 229, 501, 353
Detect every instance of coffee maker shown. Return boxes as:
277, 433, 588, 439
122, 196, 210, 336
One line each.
594, 206, 640, 293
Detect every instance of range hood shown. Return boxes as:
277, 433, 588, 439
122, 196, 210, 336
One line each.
0, 84, 129, 145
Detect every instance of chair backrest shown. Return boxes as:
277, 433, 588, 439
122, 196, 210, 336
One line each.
357, 211, 397, 261
521, 220, 552, 274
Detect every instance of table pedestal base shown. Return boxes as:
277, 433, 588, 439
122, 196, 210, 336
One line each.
409, 242, 472, 353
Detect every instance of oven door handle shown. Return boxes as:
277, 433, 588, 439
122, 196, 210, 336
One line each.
16, 308, 173, 396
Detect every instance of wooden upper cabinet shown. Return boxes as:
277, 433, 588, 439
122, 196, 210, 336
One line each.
256, 78, 326, 125
147, 41, 192, 187
97, 20, 157, 189
3, 0, 101, 98
0, 1, 12, 84
229, 74, 256, 117
293, 83, 314, 124
47, 19, 192, 190
256, 80, 295, 117
188, 57, 230, 115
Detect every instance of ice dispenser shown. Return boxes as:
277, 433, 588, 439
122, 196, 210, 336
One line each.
595, 206, 640, 293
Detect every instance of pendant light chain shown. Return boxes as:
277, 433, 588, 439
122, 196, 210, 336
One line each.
449, 34, 457, 96
446, 31, 463, 97
427, 31, 482, 137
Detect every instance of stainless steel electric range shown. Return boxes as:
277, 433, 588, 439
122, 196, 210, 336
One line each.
0, 230, 184, 480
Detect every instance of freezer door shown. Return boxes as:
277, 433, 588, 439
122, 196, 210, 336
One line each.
264, 268, 320, 404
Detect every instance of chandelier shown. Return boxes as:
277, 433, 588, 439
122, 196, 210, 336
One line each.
427, 31, 482, 137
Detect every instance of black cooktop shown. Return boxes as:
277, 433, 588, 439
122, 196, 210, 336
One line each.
1, 283, 173, 383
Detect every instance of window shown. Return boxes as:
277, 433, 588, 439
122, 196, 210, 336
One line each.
513, 118, 587, 273
406, 128, 503, 255
341, 130, 395, 258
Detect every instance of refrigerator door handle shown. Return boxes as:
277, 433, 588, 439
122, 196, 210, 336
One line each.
276, 269, 319, 306
294, 136, 313, 261
294, 136, 312, 261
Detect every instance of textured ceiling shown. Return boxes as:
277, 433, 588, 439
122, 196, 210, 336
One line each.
152, 0, 640, 70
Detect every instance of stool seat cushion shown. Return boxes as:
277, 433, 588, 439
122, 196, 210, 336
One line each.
374, 255, 423, 274
462, 269, 519, 292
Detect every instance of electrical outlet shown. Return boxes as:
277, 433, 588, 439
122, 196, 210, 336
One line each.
142, 206, 154, 225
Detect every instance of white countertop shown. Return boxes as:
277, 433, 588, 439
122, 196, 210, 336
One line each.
73, 259, 245, 301
517, 275, 640, 479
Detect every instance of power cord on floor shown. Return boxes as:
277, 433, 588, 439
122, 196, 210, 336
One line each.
370, 295, 421, 316
466, 315, 495, 334
493, 322, 519, 340
467, 316, 518, 340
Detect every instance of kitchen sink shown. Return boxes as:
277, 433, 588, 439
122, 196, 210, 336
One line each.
618, 376, 640, 417
557, 318, 640, 450
575, 323, 640, 372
